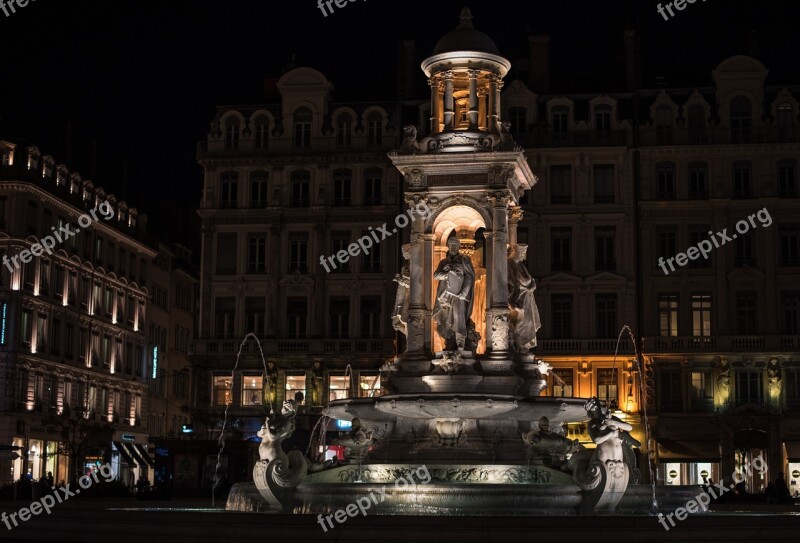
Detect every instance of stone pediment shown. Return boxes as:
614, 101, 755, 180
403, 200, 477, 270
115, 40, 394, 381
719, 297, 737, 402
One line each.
539, 272, 581, 286
726, 267, 766, 282
279, 271, 315, 291
585, 272, 628, 285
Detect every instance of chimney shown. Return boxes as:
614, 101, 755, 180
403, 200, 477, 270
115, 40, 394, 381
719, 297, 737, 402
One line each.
528, 35, 550, 93
624, 29, 642, 91
397, 40, 417, 100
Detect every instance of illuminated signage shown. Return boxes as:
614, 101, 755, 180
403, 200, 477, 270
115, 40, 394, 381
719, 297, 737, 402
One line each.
335, 419, 352, 430
1, 302, 6, 345
152, 346, 158, 379
122, 434, 135, 442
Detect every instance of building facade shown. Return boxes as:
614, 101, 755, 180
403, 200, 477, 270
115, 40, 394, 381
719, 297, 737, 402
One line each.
0, 140, 157, 487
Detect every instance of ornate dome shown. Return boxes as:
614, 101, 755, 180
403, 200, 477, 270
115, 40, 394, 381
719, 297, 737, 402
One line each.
432, 8, 500, 56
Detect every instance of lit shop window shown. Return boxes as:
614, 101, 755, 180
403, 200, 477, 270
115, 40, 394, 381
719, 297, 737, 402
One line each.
328, 375, 349, 402
285, 374, 306, 404
242, 375, 264, 406
212, 376, 232, 406
359, 374, 381, 398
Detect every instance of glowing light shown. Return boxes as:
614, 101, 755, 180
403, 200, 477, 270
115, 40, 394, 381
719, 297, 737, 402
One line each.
152, 346, 158, 379
0, 302, 6, 344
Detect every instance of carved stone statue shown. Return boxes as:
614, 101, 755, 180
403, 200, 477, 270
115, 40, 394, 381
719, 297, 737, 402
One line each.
401, 125, 419, 153
522, 416, 583, 468
265, 361, 278, 409
310, 360, 324, 407
433, 237, 478, 352
507, 244, 542, 353
392, 243, 412, 338
768, 359, 782, 411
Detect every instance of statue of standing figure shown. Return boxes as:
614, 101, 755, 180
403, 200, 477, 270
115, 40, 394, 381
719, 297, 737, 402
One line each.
392, 243, 412, 338
433, 237, 478, 352
507, 244, 542, 353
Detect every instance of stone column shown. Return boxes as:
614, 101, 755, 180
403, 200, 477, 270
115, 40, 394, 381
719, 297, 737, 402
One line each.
443, 71, 455, 130
485, 191, 511, 362
478, 89, 487, 130
508, 206, 523, 246
428, 77, 439, 134
468, 70, 479, 130
402, 195, 431, 368
488, 75, 498, 130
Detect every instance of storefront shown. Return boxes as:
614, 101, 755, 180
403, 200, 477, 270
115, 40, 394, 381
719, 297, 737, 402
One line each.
784, 442, 800, 498
657, 439, 721, 485
8, 436, 69, 484
111, 432, 154, 490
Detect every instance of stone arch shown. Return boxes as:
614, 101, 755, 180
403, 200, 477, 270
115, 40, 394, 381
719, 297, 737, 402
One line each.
427, 198, 492, 240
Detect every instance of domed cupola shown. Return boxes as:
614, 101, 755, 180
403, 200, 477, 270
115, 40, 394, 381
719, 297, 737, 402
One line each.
420, 8, 511, 146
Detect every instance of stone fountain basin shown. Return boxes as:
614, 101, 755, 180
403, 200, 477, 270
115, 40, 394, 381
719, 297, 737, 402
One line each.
325, 395, 588, 425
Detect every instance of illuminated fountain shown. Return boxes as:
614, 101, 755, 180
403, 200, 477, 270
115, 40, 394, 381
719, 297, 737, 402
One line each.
226, 8, 700, 516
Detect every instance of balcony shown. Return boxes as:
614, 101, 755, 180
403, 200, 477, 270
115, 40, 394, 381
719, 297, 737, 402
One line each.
638, 126, 800, 147
193, 338, 394, 356
539, 338, 635, 355
643, 335, 799, 353
529, 129, 630, 148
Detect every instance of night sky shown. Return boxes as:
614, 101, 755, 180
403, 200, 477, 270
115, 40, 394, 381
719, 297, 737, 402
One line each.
2, 0, 798, 253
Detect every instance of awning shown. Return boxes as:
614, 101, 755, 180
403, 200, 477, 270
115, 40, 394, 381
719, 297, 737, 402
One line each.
133, 443, 155, 468
657, 439, 720, 463
785, 442, 800, 462
123, 442, 148, 468
113, 441, 138, 467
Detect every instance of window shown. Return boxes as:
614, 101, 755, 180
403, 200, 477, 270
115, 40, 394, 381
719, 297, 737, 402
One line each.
364, 169, 382, 205
220, 172, 238, 208
658, 295, 679, 337
215, 297, 236, 339
361, 234, 381, 273
245, 297, 265, 336
360, 296, 381, 338
509, 107, 527, 139
688, 163, 708, 199
0, 196, 6, 228
659, 370, 682, 412
250, 171, 269, 207
333, 169, 352, 206
328, 375, 349, 403
735, 292, 758, 334
290, 170, 310, 207
779, 225, 800, 266
595, 294, 617, 339
691, 371, 714, 412
241, 375, 263, 406
551, 294, 572, 339
736, 371, 763, 406
787, 370, 800, 410
733, 161, 752, 198
367, 113, 383, 146
552, 368, 573, 397
216, 233, 237, 275
688, 225, 711, 268
293, 107, 312, 148
247, 234, 267, 273
551, 227, 572, 271
656, 163, 675, 199
688, 104, 706, 144
212, 376, 232, 406
359, 374, 381, 398
224, 119, 240, 150
337, 114, 353, 147
595, 105, 612, 137
253, 116, 269, 149
594, 227, 615, 271
730, 96, 751, 143
593, 165, 615, 203
286, 297, 307, 338
552, 106, 568, 139
656, 227, 677, 263
331, 232, 351, 273
35, 313, 47, 352
734, 233, 756, 267
329, 297, 350, 338
51, 319, 61, 356
550, 166, 571, 204
691, 294, 712, 336
783, 292, 800, 334
778, 160, 797, 197
65, 323, 74, 359
597, 368, 618, 404
288, 232, 309, 273
655, 105, 673, 145
777, 103, 794, 142
285, 374, 306, 404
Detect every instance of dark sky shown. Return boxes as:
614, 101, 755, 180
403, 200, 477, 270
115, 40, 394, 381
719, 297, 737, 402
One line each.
2, 0, 798, 254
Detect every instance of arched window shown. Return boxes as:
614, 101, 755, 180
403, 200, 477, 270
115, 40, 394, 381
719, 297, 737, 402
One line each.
250, 171, 269, 207
224, 118, 240, 150
220, 171, 238, 208
655, 105, 673, 145
367, 112, 383, 146
688, 104, 706, 144
337, 114, 353, 147
552, 106, 569, 140
290, 170, 310, 207
333, 169, 352, 206
777, 103, 794, 142
253, 116, 269, 149
656, 161, 676, 200
595, 104, 612, 137
731, 96, 752, 143
508, 107, 527, 138
363, 168, 382, 205
294, 108, 312, 148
